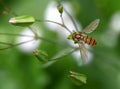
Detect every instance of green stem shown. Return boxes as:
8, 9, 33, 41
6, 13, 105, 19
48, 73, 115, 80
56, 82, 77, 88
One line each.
37, 36, 69, 47
42, 48, 78, 68
60, 14, 72, 33
36, 19, 72, 33
60, 14, 65, 25
0, 32, 33, 37
0, 39, 34, 50
0, 32, 71, 49
27, 26, 39, 40
52, 48, 78, 60
0, 41, 13, 45
64, 8, 79, 32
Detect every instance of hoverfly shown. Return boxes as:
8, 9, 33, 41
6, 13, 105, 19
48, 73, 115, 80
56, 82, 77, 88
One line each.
68, 19, 100, 62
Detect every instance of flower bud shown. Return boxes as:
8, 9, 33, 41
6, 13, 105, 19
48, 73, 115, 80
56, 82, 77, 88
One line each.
69, 71, 87, 86
9, 15, 35, 26
57, 4, 63, 14
33, 49, 49, 62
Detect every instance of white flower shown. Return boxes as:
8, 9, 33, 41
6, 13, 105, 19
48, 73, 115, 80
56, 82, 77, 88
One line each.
101, 12, 120, 47
16, 25, 41, 53
44, 1, 81, 37
72, 45, 93, 66
44, 1, 93, 65
110, 12, 120, 32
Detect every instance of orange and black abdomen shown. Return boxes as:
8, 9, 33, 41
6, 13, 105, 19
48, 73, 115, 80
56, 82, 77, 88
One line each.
84, 36, 97, 46
72, 32, 97, 46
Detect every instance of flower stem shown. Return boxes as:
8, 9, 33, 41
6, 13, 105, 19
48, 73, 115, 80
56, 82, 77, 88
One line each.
42, 48, 78, 68
64, 8, 79, 32
0, 39, 34, 50
36, 19, 72, 33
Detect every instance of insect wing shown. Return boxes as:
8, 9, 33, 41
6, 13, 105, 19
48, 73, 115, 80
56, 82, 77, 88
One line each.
83, 19, 100, 34
78, 42, 88, 62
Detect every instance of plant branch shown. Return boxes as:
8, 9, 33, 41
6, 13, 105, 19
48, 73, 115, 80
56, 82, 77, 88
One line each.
42, 48, 78, 68
0, 32, 71, 49
0, 39, 34, 50
64, 8, 79, 32
36, 19, 72, 33
0, 32, 33, 37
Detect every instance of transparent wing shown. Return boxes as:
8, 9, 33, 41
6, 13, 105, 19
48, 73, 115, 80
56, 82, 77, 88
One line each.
78, 42, 88, 62
83, 19, 100, 34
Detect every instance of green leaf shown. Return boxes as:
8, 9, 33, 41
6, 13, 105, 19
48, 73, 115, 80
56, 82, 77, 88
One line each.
9, 15, 35, 26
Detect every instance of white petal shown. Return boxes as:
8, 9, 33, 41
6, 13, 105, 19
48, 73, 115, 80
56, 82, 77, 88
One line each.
16, 25, 41, 53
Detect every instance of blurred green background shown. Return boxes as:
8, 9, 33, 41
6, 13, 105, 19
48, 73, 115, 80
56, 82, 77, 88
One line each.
0, 0, 120, 89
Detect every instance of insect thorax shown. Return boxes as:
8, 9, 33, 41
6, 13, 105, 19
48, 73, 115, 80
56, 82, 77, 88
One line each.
71, 32, 86, 43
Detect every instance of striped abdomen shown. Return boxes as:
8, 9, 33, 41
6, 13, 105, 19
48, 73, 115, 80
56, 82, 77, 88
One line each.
72, 32, 97, 46
84, 35, 96, 46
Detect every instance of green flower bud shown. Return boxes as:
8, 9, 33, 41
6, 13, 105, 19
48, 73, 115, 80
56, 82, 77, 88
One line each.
9, 15, 35, 26
33, 49, 49, 62
57, 4, 63, 14
69, 71, 87, 86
